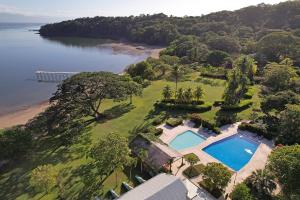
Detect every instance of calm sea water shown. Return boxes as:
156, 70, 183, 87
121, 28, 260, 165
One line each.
0, 23, 148, 115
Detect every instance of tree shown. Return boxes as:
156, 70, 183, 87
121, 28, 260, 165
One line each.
267, 145, 300, 199
277, 104, 300, 145
194, 86, 203, 102
207, 36, 241, 54
30, 165, 58, 193
127, 61, 155, 80
231, 183, 253, 200
245, 169, 276, 198
138, 148, 148, 173
257, 32, 299, 62
128, 157, 138, 180
176, 88, 185, 103
90, 133, 131, 180
162, 85, 173, 100
202, 162, 232, 192
263, 61, 297, 92
171, 65, 182, 98
207, 50, 230, 67
51, 72, 141, 120
0, 125, 32, 160
125, 81, 143, 104
184, 88, 193, 103
185, 154, 200, 176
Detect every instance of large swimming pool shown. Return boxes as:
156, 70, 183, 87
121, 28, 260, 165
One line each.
169, 130, 206, 151
202, 135, 259, 171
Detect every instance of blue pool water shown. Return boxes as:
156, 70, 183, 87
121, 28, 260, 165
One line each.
170, 130, 206, 151
203, 135, 259, 171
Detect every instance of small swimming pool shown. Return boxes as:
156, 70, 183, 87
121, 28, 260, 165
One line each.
202, 135, 259, 171
169, 130, 206, 151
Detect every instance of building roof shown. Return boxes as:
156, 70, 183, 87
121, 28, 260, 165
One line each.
130, 135, 182, 170
118, 173, 188, 200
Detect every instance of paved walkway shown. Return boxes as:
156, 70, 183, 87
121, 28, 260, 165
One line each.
158, 121, 274, 197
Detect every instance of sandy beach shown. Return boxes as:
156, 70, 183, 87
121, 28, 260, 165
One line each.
0, 101, 49, 129
0, 43, 164, 129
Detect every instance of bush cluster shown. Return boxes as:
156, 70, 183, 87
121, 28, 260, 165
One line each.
166, 118, 183, 127
143, 126, 164, 136
200, 72, 227, 80
188, 113, 202, 127
238, 122, 273, 140
202, 119, 221, 134
162, 99, 205, 105
221, 100, 252, 111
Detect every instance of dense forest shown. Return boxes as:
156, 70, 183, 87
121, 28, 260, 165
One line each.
40, 1, 300, 66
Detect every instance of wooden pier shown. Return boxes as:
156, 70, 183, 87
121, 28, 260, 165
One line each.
35, 71, 78, 82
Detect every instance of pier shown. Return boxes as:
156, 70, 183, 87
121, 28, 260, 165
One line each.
35, 71, 79, 82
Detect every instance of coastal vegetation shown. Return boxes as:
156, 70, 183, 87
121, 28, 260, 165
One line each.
0, 1, 300, 200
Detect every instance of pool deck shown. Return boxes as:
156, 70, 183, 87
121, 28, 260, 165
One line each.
158, 121, 274, 197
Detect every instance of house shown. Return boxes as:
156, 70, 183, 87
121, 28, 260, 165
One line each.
118, 173, 189, 200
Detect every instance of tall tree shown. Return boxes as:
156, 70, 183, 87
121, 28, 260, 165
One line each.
30, 165, 58, 193
246, 169, 276, 199
138, 148, 148, 173
171, 65, 182, 98
194, 86, 204, 102
90, 133, 131, 180
267, 145, 300, 199
162, 85, 173, 101
202, 162, 232, 193
51, 72, 142, 120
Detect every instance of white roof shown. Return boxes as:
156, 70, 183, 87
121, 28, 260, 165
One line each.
118, 173, 188, 200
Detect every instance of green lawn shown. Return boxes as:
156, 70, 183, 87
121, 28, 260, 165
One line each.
0, 78, 261, 200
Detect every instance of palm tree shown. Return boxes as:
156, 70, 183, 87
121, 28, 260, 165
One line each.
138, 149, 148, 173
129, 157, 138, 180
194, 86, 203, 103
246, 169, 276, 198
177, 88, 185, 103
171, 65, 182, 98
162, 85, 173, 101
184, 88, 193, 104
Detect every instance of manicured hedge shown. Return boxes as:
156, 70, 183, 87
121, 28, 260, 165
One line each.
238, 122, 272, 140
221, 100, 252, 111
243, 87, 255, 99
143, 126, 164, 136
166, 118, 183, 127
157, 102, 212, 112
162, 99, 205, 105
183, 164, 205, 178
200, 72, 227, 80
189, 113, 202, 127
202, 119, 221, 134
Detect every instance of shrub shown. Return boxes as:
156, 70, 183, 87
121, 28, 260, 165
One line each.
199, 181, 223, 198
231, 183, 252, 200
202, 119, 221, 134
213, 100, 224, 106
188, 113, 202, 127
200, 72, 227, 80
166, 118, 183, 127
221, 100, 253, 111
244, 87, 255, 99
183, 164, 205, 178
238, 122, 272, 140
154, 128, 163, 136
152, 117, 164, 126
143, 126, 164, 136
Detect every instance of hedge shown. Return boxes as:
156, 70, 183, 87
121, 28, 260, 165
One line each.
200, 72, 227, 80
166, 118, 183, 127
238, 123, 272, 140
183, 164, 205, 178
243, 87, 255, 99
162, 99, 205, 105
221, 100, 252, 111
213, 100, 224, 106
143, 126, 164, 136
157, 102, 212, 112
188, 113, 202, 127
202, 119, 221, 134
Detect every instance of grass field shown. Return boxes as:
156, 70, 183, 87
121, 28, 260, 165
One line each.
0, 78, 261, 199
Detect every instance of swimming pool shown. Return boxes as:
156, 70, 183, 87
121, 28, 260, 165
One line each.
202, 135, 259, 171
169, 130, 206, 151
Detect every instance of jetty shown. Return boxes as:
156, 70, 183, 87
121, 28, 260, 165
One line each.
35, 71, 78, 82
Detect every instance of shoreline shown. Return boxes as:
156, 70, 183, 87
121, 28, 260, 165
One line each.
0, 42, 164, 129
